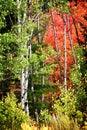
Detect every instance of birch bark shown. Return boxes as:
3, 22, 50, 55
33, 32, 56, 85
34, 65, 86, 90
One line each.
17, 0, 30, 114
63, 14, 67, 90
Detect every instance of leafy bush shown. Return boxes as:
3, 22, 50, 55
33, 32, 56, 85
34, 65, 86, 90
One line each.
53, 89, 83, 125
53, 89, 77, 117
70, 64, 82, 86
0, 92, 29, 130
39, 109, 51, 126
76, 87, 87, 111
38, 107, 79, 130
70, 46, 86, 86
39, 109, 79, 130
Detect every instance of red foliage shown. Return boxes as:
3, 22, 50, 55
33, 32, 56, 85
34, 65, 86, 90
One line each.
43, 1, 87, 84
71, 1, 87, 44
70, 2, 75, 7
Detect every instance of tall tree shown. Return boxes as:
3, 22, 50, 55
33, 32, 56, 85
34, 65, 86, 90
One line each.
63, 14, 67, 89
17, 0, 30, 114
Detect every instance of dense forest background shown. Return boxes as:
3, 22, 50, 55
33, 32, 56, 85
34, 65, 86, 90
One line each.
0, 0, 87, 130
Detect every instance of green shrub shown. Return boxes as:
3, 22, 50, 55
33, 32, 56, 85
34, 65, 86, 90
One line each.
76, 110, 83, 123
76, 87, 87, 111
39, 109, 51, 126
0, 92, 29, 130
39, 111, 79, 130
53, 89, 77, 117
53, 89, 83, 125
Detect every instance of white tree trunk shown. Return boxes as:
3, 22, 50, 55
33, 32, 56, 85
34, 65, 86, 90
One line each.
21, 68, 29, 114
63, 14, 67, 90
17, 0, 29, 114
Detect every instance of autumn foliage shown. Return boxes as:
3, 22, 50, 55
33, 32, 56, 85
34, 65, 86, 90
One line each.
43, 1, 87, 84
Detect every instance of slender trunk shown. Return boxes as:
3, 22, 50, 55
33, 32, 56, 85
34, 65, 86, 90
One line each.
51, 11, 63, 83
67, 15, 76, 64
21, 68, 29, 114
63, 14, 67, 90
17, 0, 29, 114
22, 0, 29, 114
23, 29, 33, 114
